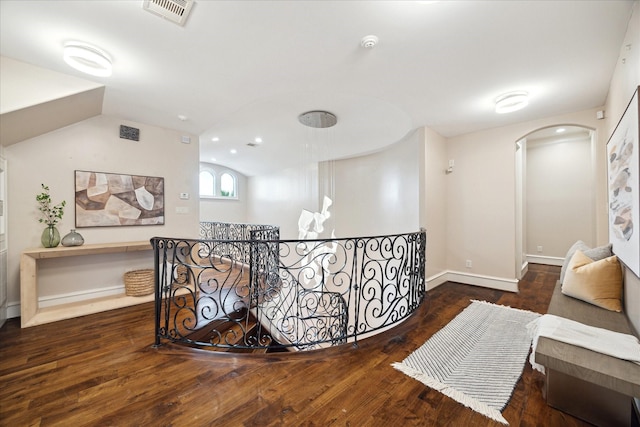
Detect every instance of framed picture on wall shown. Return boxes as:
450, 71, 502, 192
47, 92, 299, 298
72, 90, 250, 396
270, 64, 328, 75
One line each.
606, 86, 639, 277
75, 170, 165, 227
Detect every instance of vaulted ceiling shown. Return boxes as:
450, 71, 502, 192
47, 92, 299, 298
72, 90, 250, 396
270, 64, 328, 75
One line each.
0, 1, 634, 175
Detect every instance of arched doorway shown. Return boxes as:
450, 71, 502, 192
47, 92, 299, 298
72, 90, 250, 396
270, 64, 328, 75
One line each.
515, 125, 596, 278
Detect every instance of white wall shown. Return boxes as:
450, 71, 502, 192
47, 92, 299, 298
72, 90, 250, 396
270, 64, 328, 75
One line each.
199, 163, 248, 223
422, 127, 448, 283
243, 105, 608, 295
247, 162, 319, 239
4, 115, 199, 314
445, 108, 606, 286
445, 127, 517, 281
515, 139, 526, 277
604, 0, 640, 334
0, 150, 6, 327
245, 131, 424, 241
526, 134, 594, 258
330, 131, 420, 238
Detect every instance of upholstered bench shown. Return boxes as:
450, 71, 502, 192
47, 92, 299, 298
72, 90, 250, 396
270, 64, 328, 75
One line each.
535, 280, 640, 426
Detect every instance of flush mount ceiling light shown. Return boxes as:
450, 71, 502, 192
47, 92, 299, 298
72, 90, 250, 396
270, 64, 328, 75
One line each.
298, 111, 338, 128
63, 42, 112, 77
495, 91, 529, 114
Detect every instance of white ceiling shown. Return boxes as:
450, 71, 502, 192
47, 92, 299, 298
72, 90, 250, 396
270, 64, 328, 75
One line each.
0, 0, 634, 176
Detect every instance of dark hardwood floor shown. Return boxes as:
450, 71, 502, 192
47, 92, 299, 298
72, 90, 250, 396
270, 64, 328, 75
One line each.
0, 264, 590, 426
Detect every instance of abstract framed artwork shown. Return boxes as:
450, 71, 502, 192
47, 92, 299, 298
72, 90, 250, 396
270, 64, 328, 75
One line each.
75, 170, 165, 227
607, 86, 639, 277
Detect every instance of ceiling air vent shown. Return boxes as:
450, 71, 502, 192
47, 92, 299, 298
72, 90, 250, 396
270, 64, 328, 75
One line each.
143, 0, 194, 26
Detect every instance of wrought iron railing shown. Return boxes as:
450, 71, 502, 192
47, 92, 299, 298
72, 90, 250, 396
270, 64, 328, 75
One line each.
152, 229, 426, 352
199, 221, 279, 265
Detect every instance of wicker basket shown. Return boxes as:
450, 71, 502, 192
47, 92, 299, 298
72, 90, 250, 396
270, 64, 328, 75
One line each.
124, 269, 154, 297
174, 264, 190, 284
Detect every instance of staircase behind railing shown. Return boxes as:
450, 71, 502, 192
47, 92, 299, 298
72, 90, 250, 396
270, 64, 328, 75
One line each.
152, 224, 425, 352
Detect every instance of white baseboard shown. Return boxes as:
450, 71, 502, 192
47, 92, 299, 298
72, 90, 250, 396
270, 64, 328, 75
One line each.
446, 271, 519, 292
426, 271, 449, 290
7, 301, 19, 319
38, 285, 125, 308
6, 285, 127, 319
520, 261, 529, 279
526, 255, 564, 266
426, 270, 519, 293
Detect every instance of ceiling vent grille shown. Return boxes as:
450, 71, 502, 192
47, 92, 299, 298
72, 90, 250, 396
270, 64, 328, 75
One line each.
143, 0, 194, 26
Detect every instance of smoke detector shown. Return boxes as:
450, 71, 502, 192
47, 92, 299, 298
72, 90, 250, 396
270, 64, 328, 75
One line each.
143, 0, 194, 26
361, 35, 379, 49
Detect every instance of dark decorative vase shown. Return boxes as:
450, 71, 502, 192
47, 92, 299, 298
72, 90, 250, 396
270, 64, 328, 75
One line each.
62, 229, 84, 247
41, 225, 61, 248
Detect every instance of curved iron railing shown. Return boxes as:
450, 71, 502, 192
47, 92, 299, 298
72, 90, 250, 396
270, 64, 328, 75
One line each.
199, 221, 279, 265
152, 229, 425, 352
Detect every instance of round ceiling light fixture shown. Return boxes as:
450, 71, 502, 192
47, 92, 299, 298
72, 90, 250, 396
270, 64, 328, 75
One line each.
495, 91, 529, 114
298, 110, 338, 128
63, 42, 112, 77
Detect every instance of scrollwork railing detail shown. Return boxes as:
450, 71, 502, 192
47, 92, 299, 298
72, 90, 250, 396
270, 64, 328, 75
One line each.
152, 229, 425, 351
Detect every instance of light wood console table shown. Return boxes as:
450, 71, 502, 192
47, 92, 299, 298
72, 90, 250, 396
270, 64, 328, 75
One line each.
20, 241, 153, 328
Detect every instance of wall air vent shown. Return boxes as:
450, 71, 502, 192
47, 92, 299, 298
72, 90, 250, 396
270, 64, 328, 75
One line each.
120, 125, 140, 141
143, 0, 194, 26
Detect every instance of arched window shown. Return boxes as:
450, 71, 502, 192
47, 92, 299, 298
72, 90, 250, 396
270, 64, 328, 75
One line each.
220, 173, 236, 197
199, 164, 239, 199
199, 170, 215, 197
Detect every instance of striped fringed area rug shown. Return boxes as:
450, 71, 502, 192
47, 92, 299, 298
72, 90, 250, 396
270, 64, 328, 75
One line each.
392, 300, 540, 425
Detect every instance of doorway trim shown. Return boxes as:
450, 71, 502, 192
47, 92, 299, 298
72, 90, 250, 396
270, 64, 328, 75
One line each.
514, 124, 597, 279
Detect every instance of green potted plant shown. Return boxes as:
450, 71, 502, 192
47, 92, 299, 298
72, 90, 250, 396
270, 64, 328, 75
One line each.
36, 184, 66, 248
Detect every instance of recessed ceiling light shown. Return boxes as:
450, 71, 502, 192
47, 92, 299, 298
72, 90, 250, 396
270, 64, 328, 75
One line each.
556, 128, 566, 133
212, 137, 220, 142
63, 42, 112, 77
495, 91, 529, 114
255, 137, 263, 143
230, 149, 237, 154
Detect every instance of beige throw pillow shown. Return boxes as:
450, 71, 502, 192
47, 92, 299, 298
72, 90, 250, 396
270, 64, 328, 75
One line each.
561, 250, 623, 312
559, 240, 613, 284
